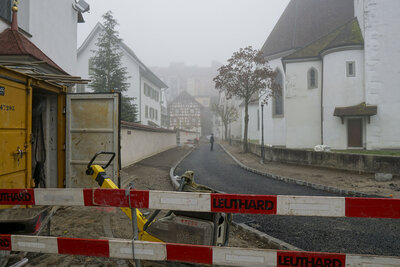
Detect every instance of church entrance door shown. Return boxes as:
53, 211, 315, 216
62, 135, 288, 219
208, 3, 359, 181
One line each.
347, 118, 363, 148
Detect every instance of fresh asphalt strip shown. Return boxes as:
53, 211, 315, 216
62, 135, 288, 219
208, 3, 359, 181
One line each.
175, 143, 400, 257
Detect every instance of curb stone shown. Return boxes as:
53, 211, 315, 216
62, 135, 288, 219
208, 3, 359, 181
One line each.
236, 223, 300, 251
220, 143, 373, 198
168, 144, 301, 252
169, 146, 196, 188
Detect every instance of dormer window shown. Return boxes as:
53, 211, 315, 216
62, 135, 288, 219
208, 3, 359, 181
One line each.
347, 61, 355, 77
308, 68, 318, 89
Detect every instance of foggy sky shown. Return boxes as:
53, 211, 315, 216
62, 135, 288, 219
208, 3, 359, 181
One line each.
78, 0, 290, 67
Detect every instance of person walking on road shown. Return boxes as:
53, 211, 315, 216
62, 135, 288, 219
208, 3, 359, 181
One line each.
210, 133, 214, 151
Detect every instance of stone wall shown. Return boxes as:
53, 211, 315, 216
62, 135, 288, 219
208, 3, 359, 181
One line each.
231, 140, 400, 174
121, 122, 177, 168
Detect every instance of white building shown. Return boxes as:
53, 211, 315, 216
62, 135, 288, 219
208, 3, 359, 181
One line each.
260, 0, 400, 150
0, 0, 88, 75
168, 91, 202, 134
77, 23, 168, 127
213, 92, 243, 140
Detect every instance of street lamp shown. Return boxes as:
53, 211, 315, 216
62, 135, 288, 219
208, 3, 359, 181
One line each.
261, 103, 265, 164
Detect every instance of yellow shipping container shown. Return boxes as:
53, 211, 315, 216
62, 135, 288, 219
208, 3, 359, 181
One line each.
0, 66, 66, 192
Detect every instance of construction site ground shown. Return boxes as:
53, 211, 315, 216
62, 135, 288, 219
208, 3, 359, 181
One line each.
15, 146, 270, 267
222, 142, 400, 199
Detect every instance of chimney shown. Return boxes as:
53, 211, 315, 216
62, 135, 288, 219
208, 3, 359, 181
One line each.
11, 4, 18, 31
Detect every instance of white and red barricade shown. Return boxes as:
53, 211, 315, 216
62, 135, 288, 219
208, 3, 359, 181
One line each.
1, 234, 400, 266
0, 188, 399, 219
1, 188, 400, 266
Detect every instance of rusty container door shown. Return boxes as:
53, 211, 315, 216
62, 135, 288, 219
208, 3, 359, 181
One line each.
0, 75, 31, 191
66, 93, 120, 188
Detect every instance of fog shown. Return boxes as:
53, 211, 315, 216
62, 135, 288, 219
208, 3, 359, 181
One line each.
78, 0, 290, 67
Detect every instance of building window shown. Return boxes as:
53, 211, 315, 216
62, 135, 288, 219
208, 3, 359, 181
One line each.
347, 61, 356, 77
155, 110, 158, 120
273, 69, 284, 116
0, 1, 11, 22
150, 108, 154, 119
145, 106, 149, 118
144, 83, 160, 101
308, 68, 318, 89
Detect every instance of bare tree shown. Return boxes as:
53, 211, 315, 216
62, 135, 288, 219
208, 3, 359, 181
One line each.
211, 103, 238, 140
214, 46, 279, 152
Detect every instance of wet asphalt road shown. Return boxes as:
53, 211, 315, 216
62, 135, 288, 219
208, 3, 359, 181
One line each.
175, 143, 400, 256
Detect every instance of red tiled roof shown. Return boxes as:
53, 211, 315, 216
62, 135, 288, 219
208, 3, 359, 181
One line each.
0, 28, 68, 74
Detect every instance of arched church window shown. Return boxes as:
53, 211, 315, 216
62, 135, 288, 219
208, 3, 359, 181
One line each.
273, 69, 284, 116
308, 68, 318, 89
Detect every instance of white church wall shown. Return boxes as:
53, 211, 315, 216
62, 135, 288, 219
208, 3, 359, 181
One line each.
285, 61, 322, 148
323, 49, 365, 149
229, 97, 243, 139
363, 0, 400, 149
241, 104, 259, 141
262, 58, 286, 146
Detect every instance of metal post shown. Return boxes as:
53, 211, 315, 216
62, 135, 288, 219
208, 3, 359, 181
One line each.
229, 122, 232, 145
127, 182, 141, 267
261, 103, 265, 164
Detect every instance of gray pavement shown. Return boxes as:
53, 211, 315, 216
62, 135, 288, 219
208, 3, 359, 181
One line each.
176, 143, 400, 256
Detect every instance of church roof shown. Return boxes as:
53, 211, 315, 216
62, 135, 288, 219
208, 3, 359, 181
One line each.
284, 18, 364, 61
261, 0, 354, 58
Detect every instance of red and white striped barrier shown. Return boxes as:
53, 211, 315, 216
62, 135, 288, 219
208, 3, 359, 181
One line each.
1, 234, 399, 266
1, 188, 399, 219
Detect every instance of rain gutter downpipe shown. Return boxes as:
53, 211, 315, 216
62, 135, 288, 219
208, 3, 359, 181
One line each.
321, 59, 324, 145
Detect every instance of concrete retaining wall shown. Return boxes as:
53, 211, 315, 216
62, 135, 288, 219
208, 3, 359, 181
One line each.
121, 122, 177, 168
231, 140, 400, 174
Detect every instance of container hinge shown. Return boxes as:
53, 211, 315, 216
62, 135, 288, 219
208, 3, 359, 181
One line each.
63, 106, 66, 115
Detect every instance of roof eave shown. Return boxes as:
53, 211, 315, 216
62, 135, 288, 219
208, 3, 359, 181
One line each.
320, 44, 364, 57
282, 56, 321, 64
